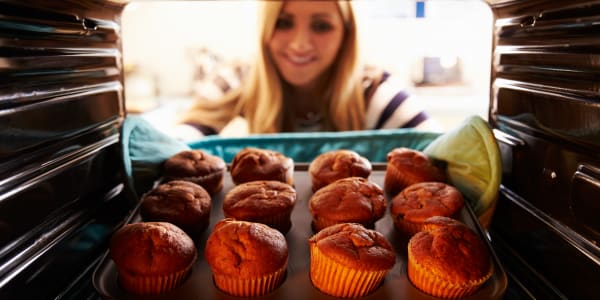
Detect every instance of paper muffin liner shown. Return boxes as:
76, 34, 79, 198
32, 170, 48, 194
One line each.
393, 217, 423, 236
117, 257, 195, 295
224, 210, 293, 233
384, 166, 413, 195
310, 244, 388, 298
212, 262, 287, 297
257, 210, 293, 233
312, 217, 339, 232
407, 246, 493, 299
178, 173, 224, 195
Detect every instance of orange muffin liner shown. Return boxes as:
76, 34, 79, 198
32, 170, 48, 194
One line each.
224, 210, 293, 233
407, 246, 493, 299
117, 255, 195, 295
393, 218, 423, 236
213, 261, 287, 297
312, 217, 339, 232
255, 210, 293, 232
310, 244, 388, 298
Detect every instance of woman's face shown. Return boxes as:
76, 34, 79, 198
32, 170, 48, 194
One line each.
268, 1, 345, 90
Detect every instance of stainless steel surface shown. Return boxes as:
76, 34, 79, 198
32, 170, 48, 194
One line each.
486, 1, 600, 298
93, 164, 507, 300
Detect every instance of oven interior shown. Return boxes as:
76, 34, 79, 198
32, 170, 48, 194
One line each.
0, 0, 598, 299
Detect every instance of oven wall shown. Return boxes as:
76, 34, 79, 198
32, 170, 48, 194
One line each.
486, 0, 600, 298
0, 0, 134, 298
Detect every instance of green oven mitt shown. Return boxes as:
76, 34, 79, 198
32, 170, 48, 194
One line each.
121, 116, 190, 198
423, 115, 502, 226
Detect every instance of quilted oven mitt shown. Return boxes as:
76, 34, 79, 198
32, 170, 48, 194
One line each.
424, 115, 502, 227
121, 116, 190, 197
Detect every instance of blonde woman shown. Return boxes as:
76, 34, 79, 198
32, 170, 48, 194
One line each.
178, 1, 439, 139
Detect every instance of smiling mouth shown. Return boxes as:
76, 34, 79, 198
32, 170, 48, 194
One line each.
287, 55, 314, 65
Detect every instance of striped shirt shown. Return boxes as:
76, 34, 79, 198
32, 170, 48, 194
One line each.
365, 71, 434, 130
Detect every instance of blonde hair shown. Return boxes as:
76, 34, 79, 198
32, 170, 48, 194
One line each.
182, 1, 365, 134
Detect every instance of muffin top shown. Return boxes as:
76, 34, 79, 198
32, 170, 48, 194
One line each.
205, 219, 288, 278
309, 150, 372, 191
309, 223, 395, 270
385, 147, 446, 193
163, 149, 226, 179
109, 222, 197, 276
223, 180, 296, 218
409, 216, 492, 283
140, 180, 211, 223
390, 182, 464, 223
230, 147, 294, 184
309, 177, 386, 223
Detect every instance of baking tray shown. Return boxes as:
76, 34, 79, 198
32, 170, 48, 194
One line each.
93, 163, 507, 300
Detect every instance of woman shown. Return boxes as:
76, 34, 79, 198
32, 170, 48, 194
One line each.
178, 1, 439, 138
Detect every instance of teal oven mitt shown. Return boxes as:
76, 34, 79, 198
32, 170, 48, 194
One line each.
423, 115, 502, 227
121, 116, 190, 198
188, 129, 441, 163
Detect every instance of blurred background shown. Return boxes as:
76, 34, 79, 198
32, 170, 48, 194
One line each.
121, 0, 493, 136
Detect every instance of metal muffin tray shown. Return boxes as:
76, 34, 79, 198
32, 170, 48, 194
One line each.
93, 163, 507, 300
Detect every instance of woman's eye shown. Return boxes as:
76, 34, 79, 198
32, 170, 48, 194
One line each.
311, 21, 333, 33
275, 18, 293, 30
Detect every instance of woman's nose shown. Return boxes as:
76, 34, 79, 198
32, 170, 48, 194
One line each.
289, 28, 313, 52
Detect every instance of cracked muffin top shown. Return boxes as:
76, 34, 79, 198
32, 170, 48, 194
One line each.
229, 147, 294, 185
204, 219, 288, 278
162, 149, 226, 195
109, 222, 197, 276
408, 216, 492, 283
309, 177, 386, 229
308, 149, 372, 192
308, 223, 395, 270
390, 182, 464, 223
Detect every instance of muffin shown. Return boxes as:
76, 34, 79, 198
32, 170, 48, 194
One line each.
407, 216, 493, 299
162, 149, 226, 195
230, 147, 294, 185
109, 222, 197, 295
384, 147, 446, 196
222, 180, 296, 233
140, 180, 212, 237
205, 219, 288, 297
308, 223, 395, 298
309, 177, 386, 232
308, 149, 372, 192
390, 182, 464, 236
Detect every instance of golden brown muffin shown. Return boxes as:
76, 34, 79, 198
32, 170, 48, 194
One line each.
222, 180, 296, 233
309, 177, 386, 232
162, 149, 226, 195
390, 182, 464, 236
308, 223, 395, 298
140, 180, 211, 237
230, 147, 294, 185
109, 222, 197, 295
205, 219, 288, 297
407, 216, 493, 299
308, 149, 372, 192
384, 147, 446, 196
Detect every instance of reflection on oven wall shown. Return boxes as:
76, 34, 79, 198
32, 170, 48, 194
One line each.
120, 0, 493, 135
